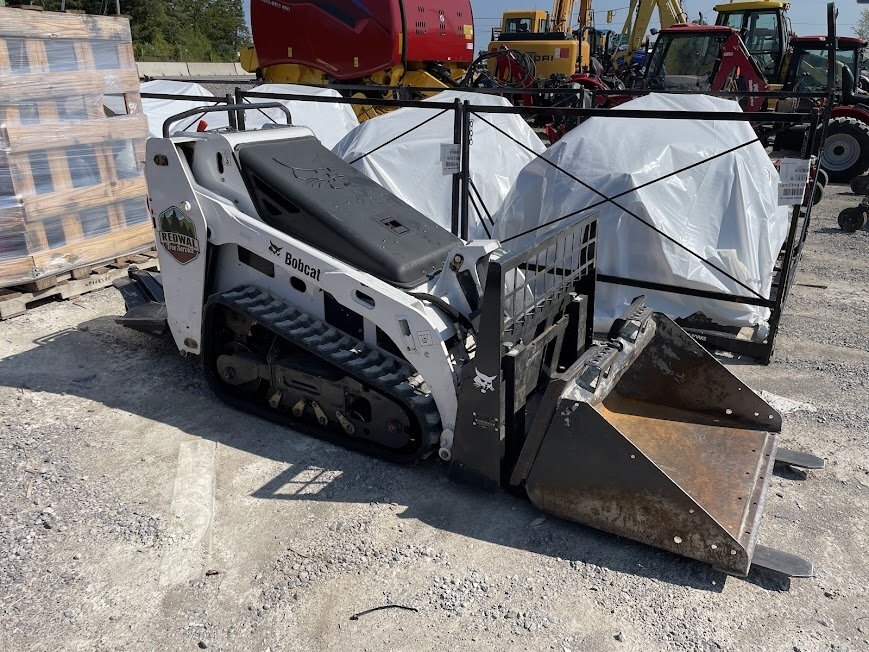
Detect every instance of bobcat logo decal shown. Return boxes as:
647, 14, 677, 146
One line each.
291, 167, 349, 189
473, 368, 497, 394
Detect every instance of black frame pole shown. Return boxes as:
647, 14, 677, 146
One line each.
451, 99, 463, 237
460, 100, 472, 241
225, 94, 237, 130
763, 3, 836, 363
826, 3, 838, 96
764, 205, 803, 362
798, 107, 823, 249
235, 87, 246, 131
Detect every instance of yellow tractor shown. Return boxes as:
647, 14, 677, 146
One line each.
714, 1, 792, 84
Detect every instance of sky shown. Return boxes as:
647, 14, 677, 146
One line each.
242, 1, 863, 50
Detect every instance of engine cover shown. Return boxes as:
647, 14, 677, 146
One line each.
236, 135, 461, 288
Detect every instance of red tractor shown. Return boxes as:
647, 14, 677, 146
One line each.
641, 24, 769, 111
641, 25, 869, 182
781, 35, 869, 182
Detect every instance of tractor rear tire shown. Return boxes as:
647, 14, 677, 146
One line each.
821, 117, 869, 182
837, 206, 867, 232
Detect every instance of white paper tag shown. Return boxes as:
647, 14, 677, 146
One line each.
777, 158, 811, 206
441, 144, 460, 175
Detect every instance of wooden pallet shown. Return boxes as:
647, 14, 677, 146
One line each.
0, 9, 141, 121
0, 217, 153, 284
0, 248, 158, 320
0, 7, 150, 287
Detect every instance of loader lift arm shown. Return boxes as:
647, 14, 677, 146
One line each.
551, 0, 580, 32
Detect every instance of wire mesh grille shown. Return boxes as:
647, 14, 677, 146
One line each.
502, 217, 596, 343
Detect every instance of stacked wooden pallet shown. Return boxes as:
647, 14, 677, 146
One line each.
0, 8, 152, 288
0, 248, 158, 320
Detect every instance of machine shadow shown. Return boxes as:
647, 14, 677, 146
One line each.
0, 315, 793, 593
816, 226, 861, 235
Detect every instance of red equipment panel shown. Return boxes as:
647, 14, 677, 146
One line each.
251, 0, 474, 80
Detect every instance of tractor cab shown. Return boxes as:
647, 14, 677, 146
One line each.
643, 25, 730, 91
783, 36, 867, 97
642, 24, 764, 95
778, 36, 869, 182
579, 26, 616, 73
715, 1, 790, 82
495, 9, 551, 37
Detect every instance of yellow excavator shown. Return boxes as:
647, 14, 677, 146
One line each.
486, 0, 595, 79
611, 0, 688, 72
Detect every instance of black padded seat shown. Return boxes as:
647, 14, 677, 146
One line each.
235, 136, 460, 288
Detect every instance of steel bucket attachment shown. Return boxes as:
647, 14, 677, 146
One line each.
511, 298, 813, 577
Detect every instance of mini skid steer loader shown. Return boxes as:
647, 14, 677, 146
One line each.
116, 104, 823, 579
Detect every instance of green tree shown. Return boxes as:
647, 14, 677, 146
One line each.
42, 0, 250, 62
44, 1, 108, 14
858, 9, 869, 43
199, 0, 250, 61
126, 0, 176, 60
158, 0, 250, 62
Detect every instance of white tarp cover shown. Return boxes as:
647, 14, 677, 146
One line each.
332, 90, 545, 240
242, 83, 359, 150
140, 80, 229, 137
494, 93, 790, 331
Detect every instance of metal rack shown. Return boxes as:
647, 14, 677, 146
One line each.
141, 47, 833, 363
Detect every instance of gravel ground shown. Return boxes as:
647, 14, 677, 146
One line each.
0, 183, 867, 652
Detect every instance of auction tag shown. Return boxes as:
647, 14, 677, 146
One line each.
441, 144, 460, 175
777, 158, 811, 206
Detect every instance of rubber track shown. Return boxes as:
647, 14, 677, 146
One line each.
208, 285, 442, 462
